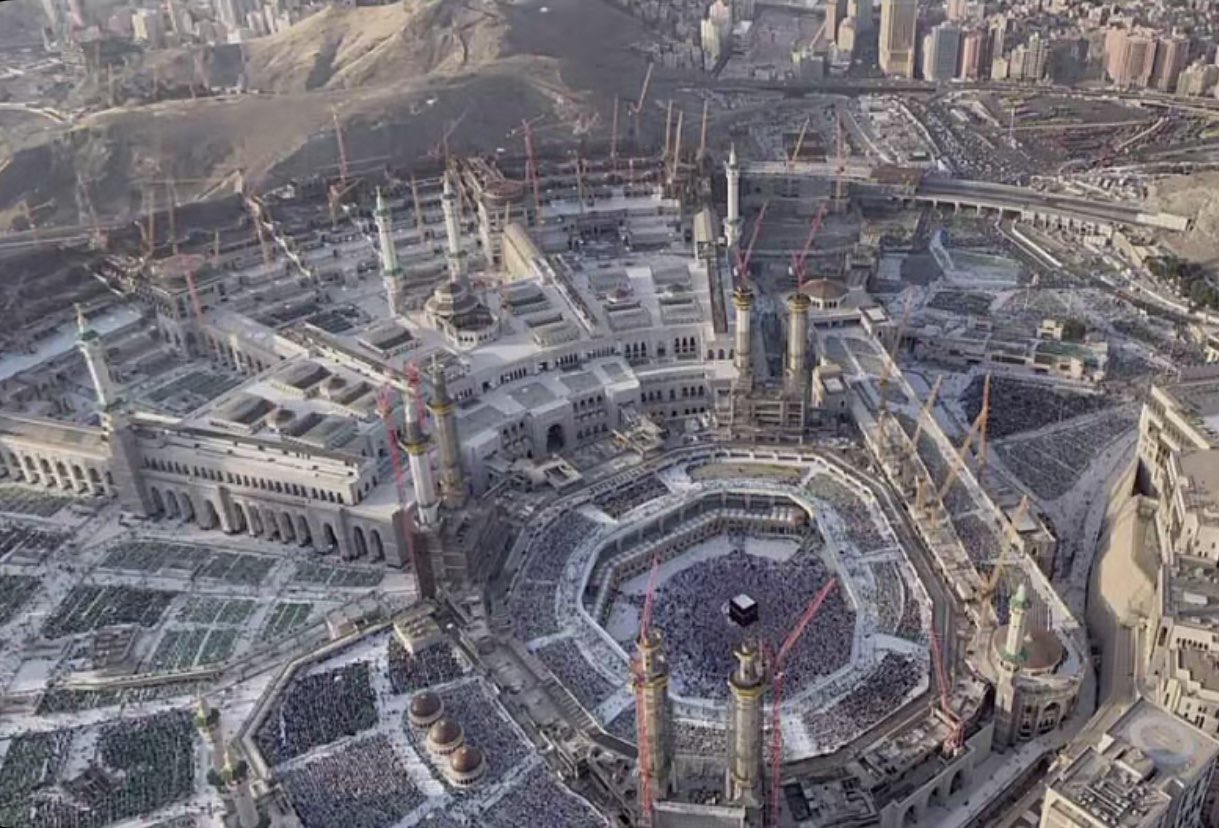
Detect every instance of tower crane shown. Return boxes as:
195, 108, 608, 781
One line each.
789, 116, 812, 166
789, 202, 828, 288
610, 95, 621, 169
734, 201, 770, 288
768, 578, 839, 827
906, 375, 944, 459
631, 62, 655, 139
632, 550, 663, 828
935, 373, 991, 509
876, 293, 913, 419
979, 495, 1032, 601
929, 629, 964, 754
522, 118, 544, 226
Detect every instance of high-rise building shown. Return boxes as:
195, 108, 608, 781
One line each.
1019, 32, 1048, 82
959, 28, 984, 79
825, 0, 846, 47
946, 0, 968, 22
1152, 34, 1189, 92
131, 8, 165, 47
987, 16, 1009, 78
879, 0, 917, 78
1178, 61, 1219, 96
847, 0, 871, 31
922, 22, 960, 81
1108, 30, 1157, 88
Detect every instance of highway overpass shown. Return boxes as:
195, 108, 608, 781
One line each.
738, 161, 1191, 233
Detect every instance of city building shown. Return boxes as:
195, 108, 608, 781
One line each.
1153, 34, 1190, 92
959, 28, 985, 79
131, 8, 165, 47
922, 23, 961, 82
1178, 61, 1219, 96
879, 0, 917, 78
1040, 698, 1219, 828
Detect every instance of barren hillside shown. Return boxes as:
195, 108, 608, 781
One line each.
0, 0, 653, 228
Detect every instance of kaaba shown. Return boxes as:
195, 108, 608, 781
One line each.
729, 594, 758, 627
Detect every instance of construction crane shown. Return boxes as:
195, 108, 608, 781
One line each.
145, 186, 157, 258
332, 108, 349, 185
632, 62, 655, 139
734, 200, 770, 288
979, 496, 1032, 601
929, 629, 964, 754
935, 374, 991, 508
663, 101, 674, 171
789, 201, 828, 288
610, 95, 621, 168
632, 550, 663, 828
522, 118, 544, 226
975, 377, 994, 476
185, 268, 204, 320
876, 293, 913, 418
167, 180, 180, 256
789, 116, 811, 165
834, 110, 848, 209
905, 375, 944, 461
768, 578, 839, 827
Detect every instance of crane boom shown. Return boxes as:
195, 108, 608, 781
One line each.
768, 578, 838, 827
907, 375, 944, 454
789, 116, 811, 165
735, 200, 770, 287
790, 202, 828, 287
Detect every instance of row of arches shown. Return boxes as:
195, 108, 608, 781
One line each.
897, 766, 971, 827
144, 484, 387, 562
142, 457, 345, 505
0, 450, 113, 496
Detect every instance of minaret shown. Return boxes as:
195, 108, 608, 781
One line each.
222, 747, 260, 828
733, 285, 755, 389
1002, 583, 1030, 665
635, 629, 673, 804
725, 144, 742, 249
374, 189, 404, 317
441, 170, 467, 287
76, 305, 117, 410
785, 291, 811, 400
403, 382, 439, 527
726, 639, 767, 810
195, 697, 224, 773
427, 358, 466, 509
994, 582, 1030, 748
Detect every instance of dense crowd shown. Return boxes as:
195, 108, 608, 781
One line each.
535, 637, 618, 713
480, 764, 607, 828
0, 573, 37, 625
961, 375, 1108, 440
387, 637, 464, 694
997, 412, 1136, 500
521, 511, 600, 583
506, 581, 562, 643
805, 477, 888, 551
803, 654, 921, 749
43, 584, 178, 638
646, 545, 855, 699
257, 662, 378, 765
281, 735, 424, 828
403, 681, 531, 788
673, 721, 728, 756
871, 563, 907, 637
0, 711, 195, 828
953, 513, 1004, 565
592, 474, 669, 518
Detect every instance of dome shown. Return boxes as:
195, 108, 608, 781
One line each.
427, 718, 464, 754
326, 376, 347, 391
800, 278, 848, 303
449, 745, 484, 775
409, 692, 443, 727
607, 287, 633, 304
271, 406, 295, 426
447, 745, 486, 786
